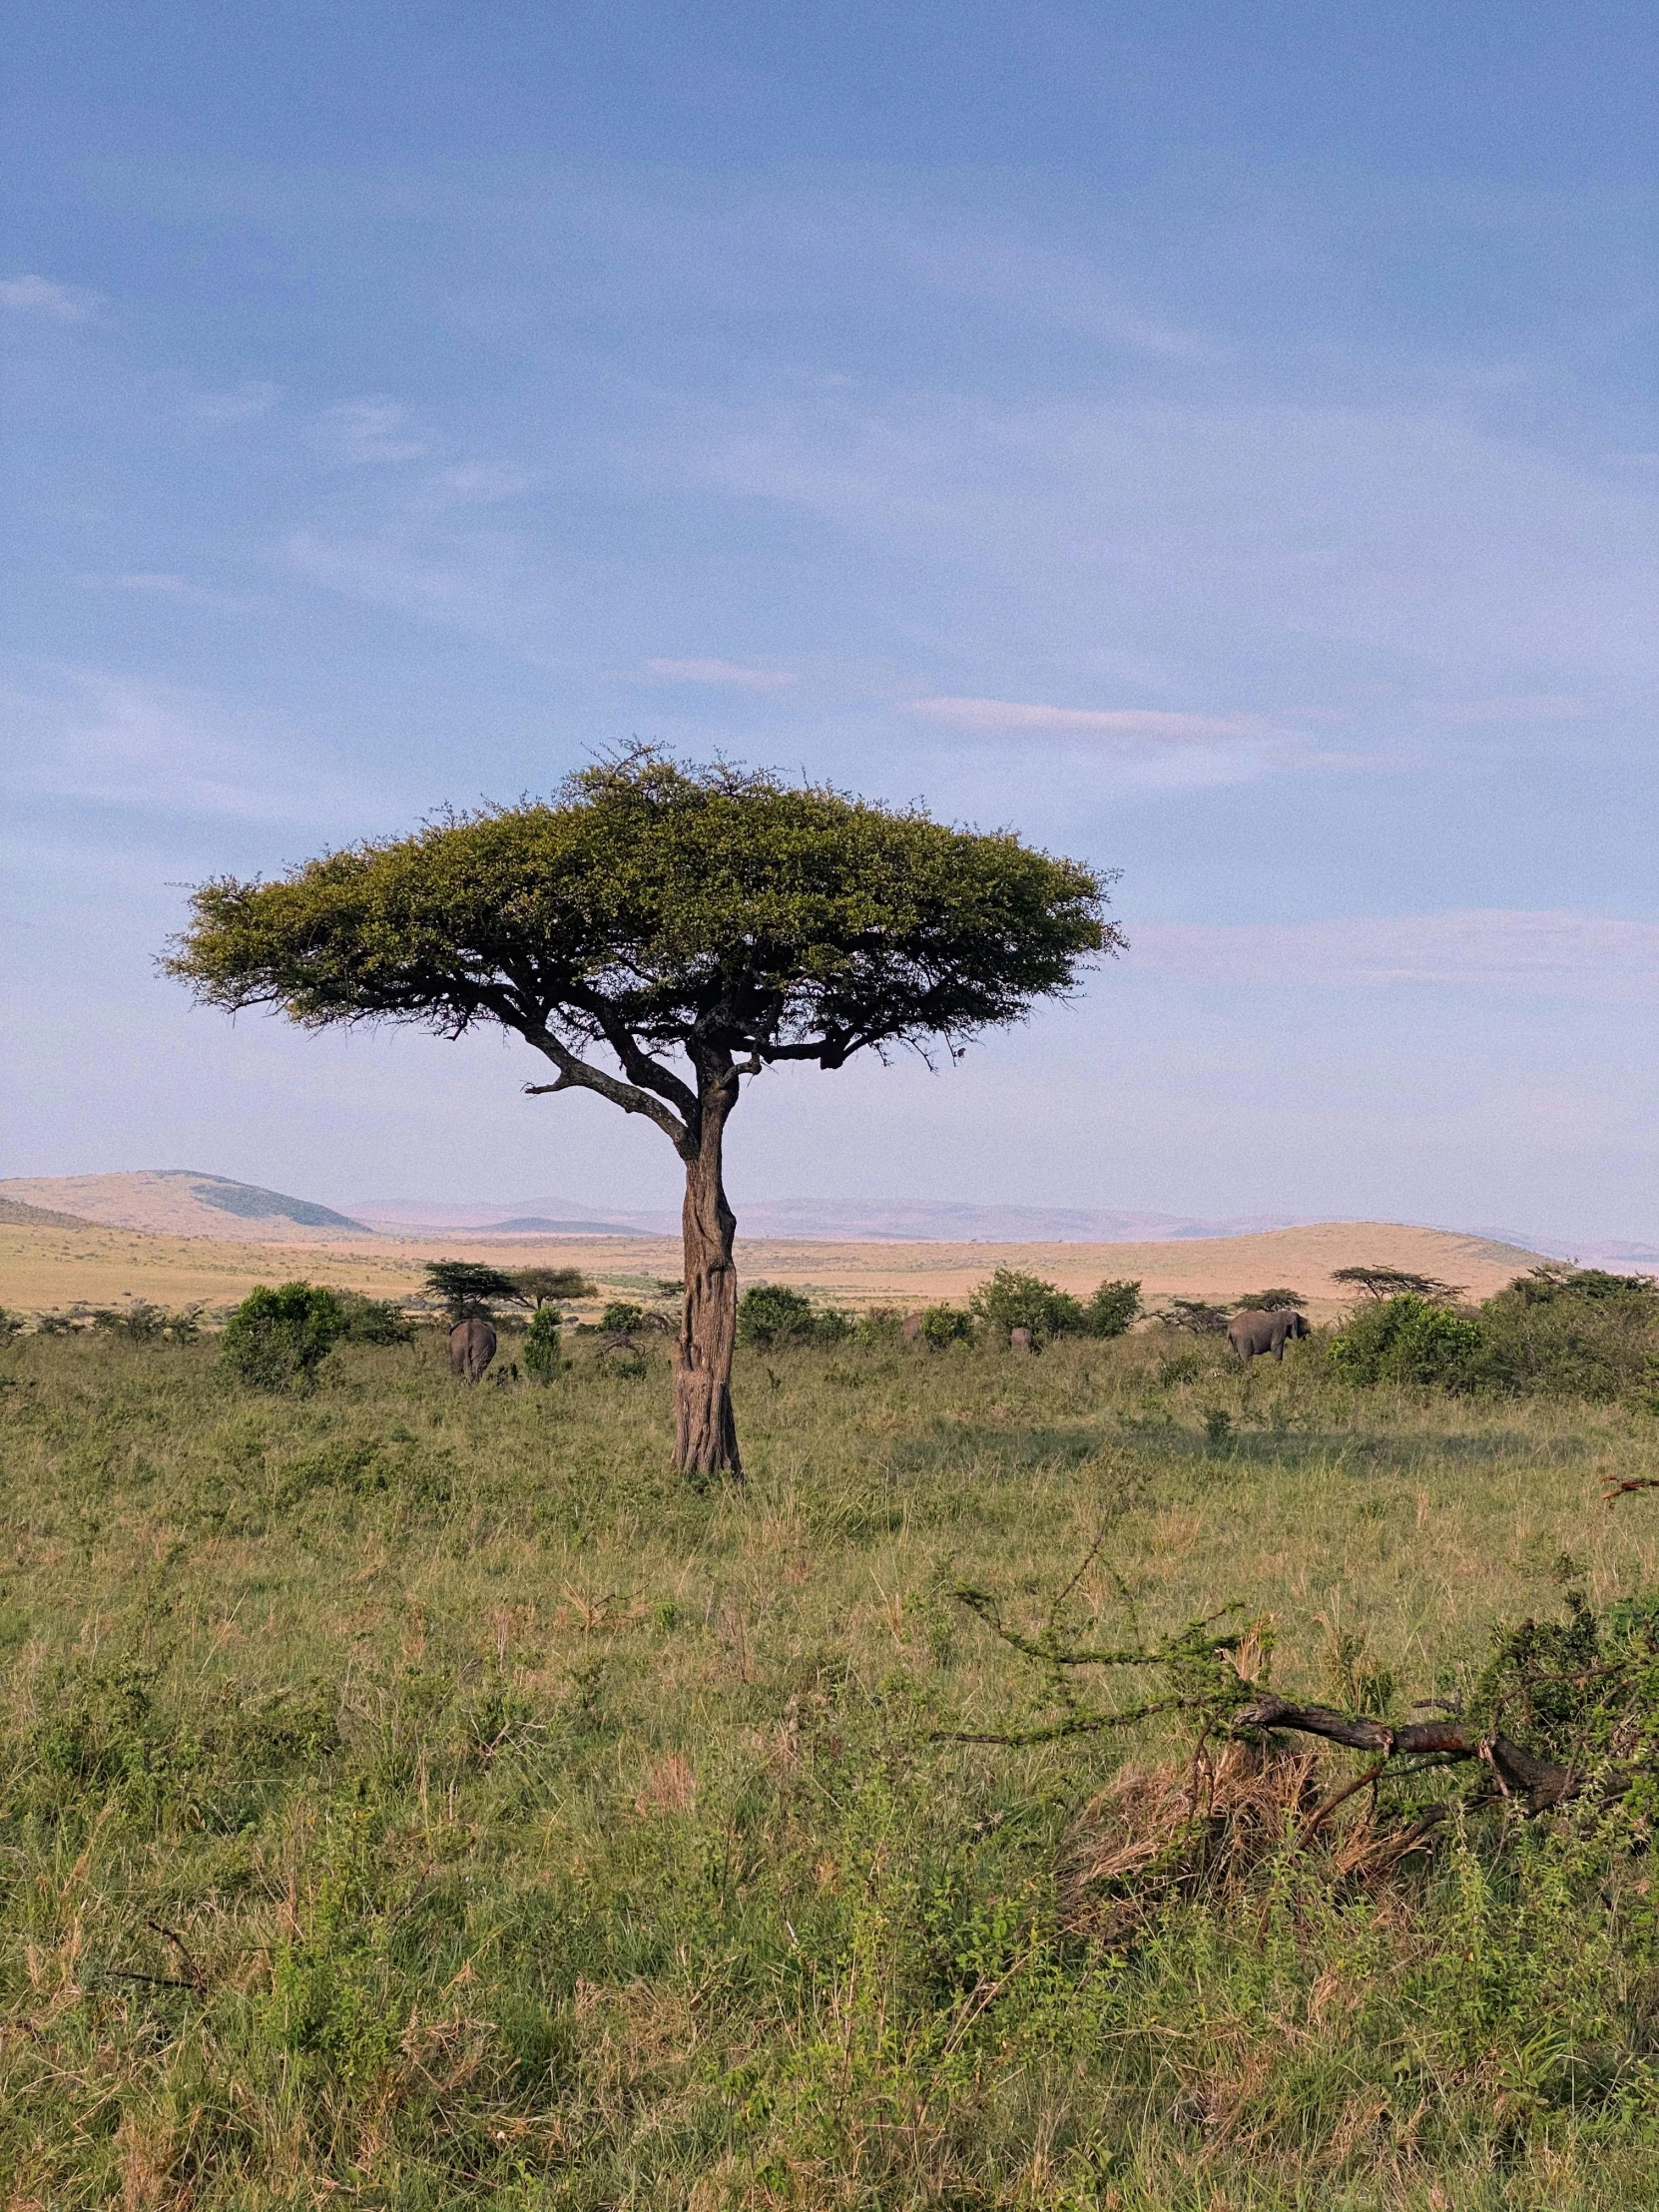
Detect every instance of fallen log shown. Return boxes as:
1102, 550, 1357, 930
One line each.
1234, 1695, 1582, 1814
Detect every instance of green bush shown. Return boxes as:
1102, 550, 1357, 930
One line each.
919, 1303, 975, 1349
1084, 1278, 1141, 1337
523, 1305, 563, 1381
220, 1283, 348, 1390
599, 1301, 647, 1335
737, 1284, 848, 1349
1474, 1267, 1659, 1401
969, 1268, 1086, 1344
333, 1292, 414, 1346
1329, 1293, 1484, 1388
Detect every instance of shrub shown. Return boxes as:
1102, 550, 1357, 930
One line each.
1236, 1287, 1305, 1314
599, 1301, 647, 1336
1329, 1293, 1483, 1388
1474, 1267, 1659, 1400
523, 1305, 563, 1382
969, 1268, 1086, 1344
1085, 1279, 1141, 1337
333, 1292, 414, 1346
852, 1305, 906, 1347
0, 1308, 21, 1343
90, 1301, 169, 1342
1160, 1299, 1231, 1335
221, 1283, 347, 1390
512, 1267, 596, 1307
919, 1303, 976, 1349
736, 1284, 848, 1348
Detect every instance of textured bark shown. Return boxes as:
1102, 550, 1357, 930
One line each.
1236, 1694, 1586, 1814
673, 1062, 742, 1478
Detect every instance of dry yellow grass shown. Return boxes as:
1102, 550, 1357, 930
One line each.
0, 1214, 1541, 1320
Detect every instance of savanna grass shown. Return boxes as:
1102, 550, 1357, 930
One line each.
3, 1326, 1659, 2207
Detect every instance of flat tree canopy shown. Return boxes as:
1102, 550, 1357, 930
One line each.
167, 750, 1117, 1473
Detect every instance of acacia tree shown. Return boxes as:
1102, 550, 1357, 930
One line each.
166, 751, 1115, 1475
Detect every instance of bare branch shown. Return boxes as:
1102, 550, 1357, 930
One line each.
521, 1028, 689, 1149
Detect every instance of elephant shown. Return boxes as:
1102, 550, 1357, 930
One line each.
1227, 1308, 1310, 1364
448, 1316, 498, 1382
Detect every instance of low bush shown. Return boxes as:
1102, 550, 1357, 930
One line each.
523, 1305, 563, 1381
1329, 1293, 1484, 1388
969, 1268, 1086, 1344
737, 1284, 849, 1348
599, 1301, 647, 1335
919, 1302, 975, 1349
1475, 1266, 1659, 1401
1084, 1277, 1141, 1337
332, 1292, 414, 1346
220, 1282, 348, 1390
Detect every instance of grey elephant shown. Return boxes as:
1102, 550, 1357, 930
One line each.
1227, 1308, 1310, 1363
448, 1316, 498, 1382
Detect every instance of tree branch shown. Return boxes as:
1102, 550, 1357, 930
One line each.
1234, 1695, 1589, 1814
521, 1028, 689, 1149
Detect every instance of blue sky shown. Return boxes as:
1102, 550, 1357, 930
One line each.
3, 3, 1655, 1241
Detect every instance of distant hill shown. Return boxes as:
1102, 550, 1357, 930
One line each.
0, 1196, 96, 1231
348, 1195, 1308, 1242
0, 1172, 371, 1243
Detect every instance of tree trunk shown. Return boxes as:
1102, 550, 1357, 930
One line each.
674, 1067, 741, 1477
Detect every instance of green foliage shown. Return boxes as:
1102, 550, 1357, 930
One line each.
599, 1301, 647, 1335
511, 1265, 596, 1307
918, 1302, 975, 1349
968, 1268, 1086, 1344
737, 1283, 849, 1348
165, 750, 1115, 1079
1329, 1293, 1485, 1387
522, 1304, 563, 1381
1084, 1277, 1141, 1336
1333, 1263, 1462, 1301
332, 1291, 413, 1346
1475, 1267, 1659, 1401
421, 1258, 526, 1320
1238, 1287, 1305, 1313
1161, 1297, 1233, 1335
220, 1282, 347, 1389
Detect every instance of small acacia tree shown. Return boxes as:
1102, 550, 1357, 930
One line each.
166, 751, 1114, 1475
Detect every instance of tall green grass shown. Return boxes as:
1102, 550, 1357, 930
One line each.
3, 1326, 1659, 2207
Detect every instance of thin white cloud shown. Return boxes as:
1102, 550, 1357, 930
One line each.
1430, 695, 1590, 726
1, 671, 382, 825
310, 397, 427, 465
189, 380, 279, 422
905, 695, 1273, 741
645, 657, 798, 690
0, 273, 100, 319
75, 572, 254, 612
1130, 910, 1659, 1005
422, 464, 531, 504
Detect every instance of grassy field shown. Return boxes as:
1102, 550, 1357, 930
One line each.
4, 1323, 1659, 2208
0, 1218, 1545, 1328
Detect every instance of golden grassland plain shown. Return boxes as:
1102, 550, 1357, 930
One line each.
0, 1216, 1541, 1324
5, 1312, 1659, 2206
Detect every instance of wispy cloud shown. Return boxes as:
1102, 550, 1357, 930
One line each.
1427, 694, 1591, 726
75, 571, 252, 611
645, 657, 798, 690
309, 398, 427, 465
0, 273, 100, 320
2, 671, 381, 825
1130, 910, 1659, 1005
905, 695, 1273, 741
189, 380, 279, 422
